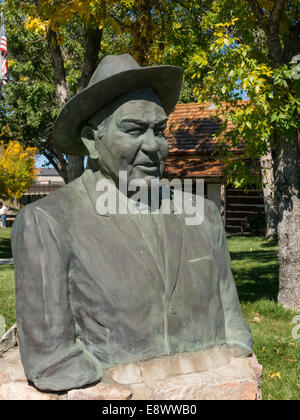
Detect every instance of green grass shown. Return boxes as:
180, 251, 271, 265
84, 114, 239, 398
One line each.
0, 228, 15, 330
0, 227, 12, 259
0, 229, 300, 399
229, 236, 279, 302
0, 264, 15, 330
228, 236, 300, 400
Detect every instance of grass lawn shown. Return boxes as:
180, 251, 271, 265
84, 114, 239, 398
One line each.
229, 236, 300, 400
0, 264, 15, 331
0, 228, 299, 399
0, 228, 15, 332
0, 227, 12, 259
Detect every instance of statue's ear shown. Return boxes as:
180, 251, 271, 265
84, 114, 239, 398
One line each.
81, 125, 99, 159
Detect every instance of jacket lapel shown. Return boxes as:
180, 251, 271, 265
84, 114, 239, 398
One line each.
162, 214, 184, 302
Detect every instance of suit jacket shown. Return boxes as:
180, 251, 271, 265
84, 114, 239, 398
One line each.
12, 169, 252, 391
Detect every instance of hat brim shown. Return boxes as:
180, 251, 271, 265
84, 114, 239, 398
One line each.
53, 65, 183, 156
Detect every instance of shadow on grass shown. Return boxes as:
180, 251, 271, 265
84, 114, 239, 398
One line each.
230, 248, 279, 303
259, 239, 278, 248
0, 264, 14, 273
0, 237, 12, 259
231, 249, 277, 264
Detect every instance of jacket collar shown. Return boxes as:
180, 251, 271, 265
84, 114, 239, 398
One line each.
81, 169, 181, 218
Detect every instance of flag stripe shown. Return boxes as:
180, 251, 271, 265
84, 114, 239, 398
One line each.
0, 26, 7, 53
1, 24, 8, 86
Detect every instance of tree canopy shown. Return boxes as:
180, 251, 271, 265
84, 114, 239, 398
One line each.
189, 1, 300, 188
0, 140, 37, 201
0, 0, 205, 181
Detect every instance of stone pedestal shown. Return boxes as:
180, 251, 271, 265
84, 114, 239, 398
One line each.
0, 331, 262, 400
100, 348, 263, 400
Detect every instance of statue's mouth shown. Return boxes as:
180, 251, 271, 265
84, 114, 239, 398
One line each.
135, 164, 160, 174
134, 159, 160, 167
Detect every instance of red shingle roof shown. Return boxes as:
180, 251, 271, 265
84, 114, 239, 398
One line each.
164, 157, 226, 178
163, 102, 253, 178
165, 102, 241, 155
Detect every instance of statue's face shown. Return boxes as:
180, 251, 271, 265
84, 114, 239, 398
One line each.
95, 99, 169, 187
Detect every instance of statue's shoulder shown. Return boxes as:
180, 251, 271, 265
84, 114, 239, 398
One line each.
17, 175, 87, 224
188, 192, 220, 224
203, 197, 220, 222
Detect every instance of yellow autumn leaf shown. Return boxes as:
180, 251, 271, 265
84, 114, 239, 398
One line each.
7, 59, 16, 67
24, 16, 49, 35
269, 371, 281, 379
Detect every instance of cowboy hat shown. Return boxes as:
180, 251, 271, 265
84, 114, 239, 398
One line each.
53, 54, 183, 156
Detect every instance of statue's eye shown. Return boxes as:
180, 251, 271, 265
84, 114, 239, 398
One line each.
121, 122, 146, 135
127, 127, 145, 135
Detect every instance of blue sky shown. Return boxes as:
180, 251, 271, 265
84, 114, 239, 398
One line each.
35, 155, 51, 168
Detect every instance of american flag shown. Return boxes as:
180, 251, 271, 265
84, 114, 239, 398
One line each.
0, 24, 8, 86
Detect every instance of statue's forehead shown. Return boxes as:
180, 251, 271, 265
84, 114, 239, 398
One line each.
113, 100, 167, 123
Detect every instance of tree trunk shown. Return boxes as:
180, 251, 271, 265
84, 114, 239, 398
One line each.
76, 26, 103, 93
55, 150, 69, 184
47, 24, 102, 183
47, 28, 80, 183
260, 143, 278, 240
67, 155, 85, 183
67, 24, 102, 182
46, 29, 69, 109
275, 131, 300, 310
43, 148, 68, 184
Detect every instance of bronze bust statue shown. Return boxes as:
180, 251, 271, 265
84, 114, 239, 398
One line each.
11, 54, 252, 391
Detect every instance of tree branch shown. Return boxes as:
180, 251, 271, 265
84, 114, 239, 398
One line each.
43, 148, 68, 184
46, 29, 69, 108
42, 150, 59, 172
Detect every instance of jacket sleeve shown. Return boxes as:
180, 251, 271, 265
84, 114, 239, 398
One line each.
11, 206, 103, 391
213, 206, 253, 357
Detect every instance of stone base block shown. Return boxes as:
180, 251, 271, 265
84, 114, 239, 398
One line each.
0, 345, 262, 400
0, 324, 18, 358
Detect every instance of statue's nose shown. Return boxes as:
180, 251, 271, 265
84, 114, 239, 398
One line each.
141, 128, 159, 155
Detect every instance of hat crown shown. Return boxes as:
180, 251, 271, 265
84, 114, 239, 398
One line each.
89, 54, 140, 86
53, 53, 183, 156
